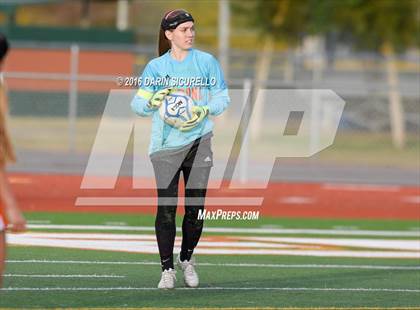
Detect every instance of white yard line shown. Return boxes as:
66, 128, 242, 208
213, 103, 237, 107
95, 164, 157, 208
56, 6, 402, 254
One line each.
25, 224, 420, 237
237, 236, 420, 250
7, 232, 420, 257
1, 287, 419, 293
6, 260, 420, 270
6, 260, 158, 265
197, 263, 420, 270
3, 274, 124, 278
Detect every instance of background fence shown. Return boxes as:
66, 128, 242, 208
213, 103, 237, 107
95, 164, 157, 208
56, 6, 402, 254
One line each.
4, 41, 420, 176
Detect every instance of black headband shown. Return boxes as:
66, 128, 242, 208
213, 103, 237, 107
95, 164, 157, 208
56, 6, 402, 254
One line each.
161, 10, 194, 31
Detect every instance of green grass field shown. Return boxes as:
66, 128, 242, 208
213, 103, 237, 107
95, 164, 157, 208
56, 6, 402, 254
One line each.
1, 212, 419, 309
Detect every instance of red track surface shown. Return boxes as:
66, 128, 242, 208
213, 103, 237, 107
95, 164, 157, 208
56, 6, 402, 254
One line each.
4, 48, 134, 92
7, 173, 419, 220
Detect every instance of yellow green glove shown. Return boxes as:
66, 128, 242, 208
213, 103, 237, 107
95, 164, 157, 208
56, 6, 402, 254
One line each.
147, 88, 172, 110
179, 105, 210, 132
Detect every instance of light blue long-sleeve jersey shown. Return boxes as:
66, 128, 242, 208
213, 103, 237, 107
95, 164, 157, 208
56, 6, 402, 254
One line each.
131, 48, 230, 155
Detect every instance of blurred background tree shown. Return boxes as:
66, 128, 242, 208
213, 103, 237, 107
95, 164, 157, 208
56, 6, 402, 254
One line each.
323, 0, 419, 149
231, 0, 309, 140
231, 0, 419, 148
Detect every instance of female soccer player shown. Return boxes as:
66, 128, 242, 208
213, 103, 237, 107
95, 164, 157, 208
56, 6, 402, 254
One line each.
131, 9, 229, 289
0, 34, 26, 287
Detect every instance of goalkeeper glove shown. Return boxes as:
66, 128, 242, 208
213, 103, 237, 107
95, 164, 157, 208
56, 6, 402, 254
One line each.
179, 105, 210, 132
147, 88, 172, 110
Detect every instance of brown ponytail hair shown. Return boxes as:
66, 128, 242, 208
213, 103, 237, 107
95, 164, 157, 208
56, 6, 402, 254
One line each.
158, 27, 171, 57
158, 9, 194, 57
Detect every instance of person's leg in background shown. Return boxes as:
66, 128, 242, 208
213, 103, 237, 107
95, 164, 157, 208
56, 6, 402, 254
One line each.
0, 171, 26, 289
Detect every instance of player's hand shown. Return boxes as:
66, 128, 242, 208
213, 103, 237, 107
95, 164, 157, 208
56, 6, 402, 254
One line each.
147, 88, 172, 110
179, 105, 209, 132
6, 204, 26, 233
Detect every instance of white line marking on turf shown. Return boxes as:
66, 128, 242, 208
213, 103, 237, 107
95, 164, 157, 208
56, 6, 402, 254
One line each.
3, 274, 124, 278
7, 233, 420, 258
1, 287, 419, 293
6, 260, 420, 270
25, 224, 420, 237
237, 236, 420, 251
197, 263, 420, 270
26, 224, 155, 231
6, 260, 158, 265
7, 233, 420, 257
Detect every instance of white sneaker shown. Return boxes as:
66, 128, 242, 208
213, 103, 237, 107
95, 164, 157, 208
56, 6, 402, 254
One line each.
177, 255, 199, 288
157, 268, 176, 289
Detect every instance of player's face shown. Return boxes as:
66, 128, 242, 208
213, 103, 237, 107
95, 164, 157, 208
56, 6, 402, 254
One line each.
167, 21, 195, 51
